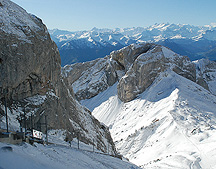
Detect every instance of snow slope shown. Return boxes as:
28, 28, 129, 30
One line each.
81, 70, 216, 168
0, 141, 139, 169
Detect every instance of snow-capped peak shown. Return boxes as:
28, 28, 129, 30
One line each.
49, 23, 216, 66
50, 23, 215, 43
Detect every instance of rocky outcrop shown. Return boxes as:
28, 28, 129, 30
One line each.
0, 0, 117, 155
62, 43, 155, 101
194, 59, 216, 95
62, 57, 118, 101
117, 45, 196, 102
65, 43, 197, 103
110, 43, 153, 71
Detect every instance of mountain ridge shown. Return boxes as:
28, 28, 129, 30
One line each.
49, 23, 216, 66
62, 43, 216, 103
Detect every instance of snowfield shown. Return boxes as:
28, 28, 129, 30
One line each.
81, 70, 216, 169
0, 141, 139, 169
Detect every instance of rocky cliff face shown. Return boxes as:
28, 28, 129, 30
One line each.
64, 43, 215, 103
62, 43, 155, 101
117, 45, 196, 102
0, 0, 117, 155
62, 57, 118, 101
0, 0, 61, 100
194, 59, 216, 95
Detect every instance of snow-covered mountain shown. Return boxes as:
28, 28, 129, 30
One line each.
49, 23, 216, 66
63, 43, 216, 168
83, 71, 216, 168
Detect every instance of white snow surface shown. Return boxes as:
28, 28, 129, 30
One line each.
0, 141, 139, 169
0, 128, 138, 169
81, 70, 216, 169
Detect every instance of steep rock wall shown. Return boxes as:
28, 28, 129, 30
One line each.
117, 45, 196, 102
0, 0, 117, 155
0, 0, 60, 100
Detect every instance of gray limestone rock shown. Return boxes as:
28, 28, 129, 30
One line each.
110, 43, 153, 71
0, 0, 61, 100
0, 0, 117, 155
117, 45, 196, 102
65, 43, 199, 104
63, 43, 155, 101
62, 57, 118, 101
194, 59, 216, 95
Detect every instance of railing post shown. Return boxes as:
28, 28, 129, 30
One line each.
23, 106, 26, 133
93, 139, 94, 152
4, 96, 9, 133
45, 115, 48, 144
77, 132, 80, 149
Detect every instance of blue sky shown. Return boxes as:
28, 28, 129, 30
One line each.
11, 0, 216, 31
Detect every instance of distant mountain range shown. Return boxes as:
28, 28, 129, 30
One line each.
49, 23, 216, 66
